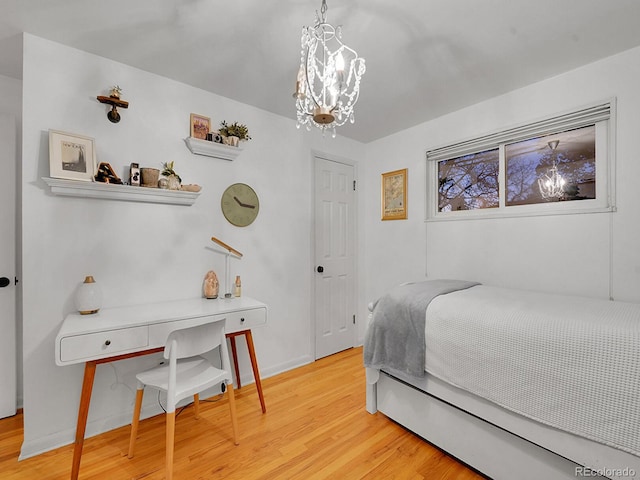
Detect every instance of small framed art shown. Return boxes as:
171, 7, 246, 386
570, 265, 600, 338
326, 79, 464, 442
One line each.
381, 168, 408, 220
190, 113, 211, 140
48, 130, 96, 182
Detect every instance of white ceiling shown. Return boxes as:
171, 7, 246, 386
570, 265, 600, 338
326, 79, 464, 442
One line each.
2, 0, 640, 143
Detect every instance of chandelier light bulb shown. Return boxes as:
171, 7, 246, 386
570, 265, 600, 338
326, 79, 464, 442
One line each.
538, 139, 566, 199
335, 50, 345, 72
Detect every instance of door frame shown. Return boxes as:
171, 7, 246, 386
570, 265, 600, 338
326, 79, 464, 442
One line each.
310, 150, 359, 360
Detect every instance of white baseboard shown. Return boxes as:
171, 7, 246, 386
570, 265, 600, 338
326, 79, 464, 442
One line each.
19, 404, 163, 460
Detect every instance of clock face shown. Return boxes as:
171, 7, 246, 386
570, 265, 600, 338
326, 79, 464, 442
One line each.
221, 183, 260, 227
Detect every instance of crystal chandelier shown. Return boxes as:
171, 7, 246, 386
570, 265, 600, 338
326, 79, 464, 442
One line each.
293, 0, 366, 137
538, 140, 566, 199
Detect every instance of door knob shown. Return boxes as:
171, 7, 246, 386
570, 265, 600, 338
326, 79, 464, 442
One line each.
0, 277, 10, 288
317, 266, 324, 273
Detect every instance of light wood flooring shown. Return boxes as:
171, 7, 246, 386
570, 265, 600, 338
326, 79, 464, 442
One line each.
0, 347, 485, 479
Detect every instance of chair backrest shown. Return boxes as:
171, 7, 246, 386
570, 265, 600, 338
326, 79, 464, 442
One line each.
163, 319, 226, 360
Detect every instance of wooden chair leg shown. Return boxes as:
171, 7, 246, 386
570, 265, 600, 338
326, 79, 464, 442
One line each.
226, 383, 240, 445
193, 393, 200, 419
166, 411, 176, 480
128, 388, 144, 459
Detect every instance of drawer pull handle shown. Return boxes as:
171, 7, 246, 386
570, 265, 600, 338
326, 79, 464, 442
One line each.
240, 317, 245, 322
104, 340, 111, 346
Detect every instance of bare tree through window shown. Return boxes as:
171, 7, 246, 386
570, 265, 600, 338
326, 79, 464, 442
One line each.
438, 149, 499, 212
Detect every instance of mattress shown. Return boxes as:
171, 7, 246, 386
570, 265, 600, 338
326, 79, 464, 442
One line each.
423, 285, 640, 458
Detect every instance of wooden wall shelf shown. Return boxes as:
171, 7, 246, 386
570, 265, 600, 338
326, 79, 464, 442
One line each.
96, 96, 129, 109
184, 137, 243, 161
96, 95, 129, 123
42, 177, 200, 206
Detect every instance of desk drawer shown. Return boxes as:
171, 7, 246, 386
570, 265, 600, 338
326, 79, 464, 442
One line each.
60, 326, 149, 363
225, 307, 266, 333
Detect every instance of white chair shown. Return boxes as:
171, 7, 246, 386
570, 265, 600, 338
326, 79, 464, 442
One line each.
128, 320, 239, 480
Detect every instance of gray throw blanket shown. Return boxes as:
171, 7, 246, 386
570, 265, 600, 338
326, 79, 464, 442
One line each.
363, 279, 479, 378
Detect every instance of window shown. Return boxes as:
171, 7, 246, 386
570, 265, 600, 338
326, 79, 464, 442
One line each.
427, 101, 614, 220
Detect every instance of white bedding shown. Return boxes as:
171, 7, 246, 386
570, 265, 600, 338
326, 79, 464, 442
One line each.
424, 285, 640, 457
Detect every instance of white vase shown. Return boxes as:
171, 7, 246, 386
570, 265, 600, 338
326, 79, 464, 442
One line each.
75, 275, 102, 315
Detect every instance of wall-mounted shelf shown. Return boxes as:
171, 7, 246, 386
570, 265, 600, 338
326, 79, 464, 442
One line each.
184, 137, 243, 161
42, 177, 200, 206
96, 95, 129, 123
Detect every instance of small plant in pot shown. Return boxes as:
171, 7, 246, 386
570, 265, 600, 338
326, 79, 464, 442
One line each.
219, 121, 251, 146
161, 161, 182, 190
109, 85, 123, 99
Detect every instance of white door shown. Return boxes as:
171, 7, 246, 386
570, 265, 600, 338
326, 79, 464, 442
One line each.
314, 156, 356, 359
0, 114, 16, 418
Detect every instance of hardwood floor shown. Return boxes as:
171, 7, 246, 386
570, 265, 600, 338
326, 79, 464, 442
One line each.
0, 347, 485, 479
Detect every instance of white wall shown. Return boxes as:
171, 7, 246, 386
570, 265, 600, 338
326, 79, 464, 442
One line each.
20, 33, 364, 457
360, 44, 640, 343
0, 73, 21, 115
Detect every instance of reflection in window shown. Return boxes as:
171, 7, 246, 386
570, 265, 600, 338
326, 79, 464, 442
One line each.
438, 149, 499, 211
506, 126, 596, 206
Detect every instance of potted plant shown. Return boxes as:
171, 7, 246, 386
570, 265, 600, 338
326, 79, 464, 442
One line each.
161, 161, 181, 190
109, 85, 123, 99
219, 121, 251, 146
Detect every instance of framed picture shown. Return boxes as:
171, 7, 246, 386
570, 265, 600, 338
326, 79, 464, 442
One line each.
190, 113, 211, 140
48, 130, 96, 182
381, 168, 408, 220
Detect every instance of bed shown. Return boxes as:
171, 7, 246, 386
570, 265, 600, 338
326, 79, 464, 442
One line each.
364, 280, 640, 480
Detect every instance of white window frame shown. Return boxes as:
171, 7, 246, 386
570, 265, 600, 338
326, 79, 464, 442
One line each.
426, 99, 616, 221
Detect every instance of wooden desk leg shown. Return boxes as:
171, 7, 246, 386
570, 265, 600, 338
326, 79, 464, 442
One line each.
244, 330, 266, 414
71, 361, 97, 480
228, 335, 242, 389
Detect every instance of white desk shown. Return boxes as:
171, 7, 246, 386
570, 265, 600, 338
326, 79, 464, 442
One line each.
55, 296, 267, 480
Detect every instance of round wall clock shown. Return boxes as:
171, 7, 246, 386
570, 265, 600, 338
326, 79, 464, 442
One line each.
221, 183, 260, 227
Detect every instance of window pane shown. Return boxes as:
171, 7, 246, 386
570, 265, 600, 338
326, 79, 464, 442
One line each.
438, 149, 499, 212
505, 125, 596, 206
